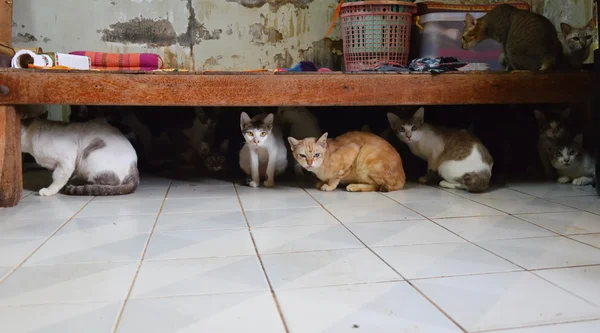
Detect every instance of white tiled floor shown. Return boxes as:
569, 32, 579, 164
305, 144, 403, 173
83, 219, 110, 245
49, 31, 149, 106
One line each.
1, 176, 600, 333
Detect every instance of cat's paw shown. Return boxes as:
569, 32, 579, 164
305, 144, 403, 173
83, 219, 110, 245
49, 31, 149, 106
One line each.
248, 180, 259, 188
264, 179, 275, 187
557, 177, 571, 184
38, 187, 58, 196
319, 183, 336, 192
572, 177, 593, 186
316, 181, 325, 189
418, 176, 429, 184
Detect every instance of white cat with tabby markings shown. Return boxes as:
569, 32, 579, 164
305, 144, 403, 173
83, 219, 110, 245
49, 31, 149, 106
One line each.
387, 107, 493, 192
549, 134, 596, 186
239, 112, 288, 187
21, 118, 139, 196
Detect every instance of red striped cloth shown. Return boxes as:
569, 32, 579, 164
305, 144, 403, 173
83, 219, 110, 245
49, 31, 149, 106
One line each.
69, 51, 164, 71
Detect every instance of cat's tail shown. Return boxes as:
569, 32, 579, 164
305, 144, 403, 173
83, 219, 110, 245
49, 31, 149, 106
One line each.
461, 170, 491, 193
61, 165, 140, 196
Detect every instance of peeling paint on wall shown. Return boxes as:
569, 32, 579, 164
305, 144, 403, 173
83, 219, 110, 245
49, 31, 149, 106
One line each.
273, 49, 293, 68
227, 0, 315, 12
14, 32, 37, 43
249, 14, 284, 45
100, 17, 177, 47
299, 37, 343, 70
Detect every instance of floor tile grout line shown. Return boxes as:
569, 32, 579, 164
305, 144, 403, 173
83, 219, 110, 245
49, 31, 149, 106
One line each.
110, 180, 172, 333
299, 184, 469, 333
381, 192, 530, 272
233, 184, 291, 333
0, 197, 95, 285
471, 317, 600, 333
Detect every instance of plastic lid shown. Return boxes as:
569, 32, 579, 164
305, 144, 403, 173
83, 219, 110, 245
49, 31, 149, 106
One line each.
418, 12, 486, 24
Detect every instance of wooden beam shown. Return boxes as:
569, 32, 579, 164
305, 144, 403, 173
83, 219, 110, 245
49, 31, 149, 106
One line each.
0, 70, 594, 106
0, 0, 12, 43
0, 106, 22, 207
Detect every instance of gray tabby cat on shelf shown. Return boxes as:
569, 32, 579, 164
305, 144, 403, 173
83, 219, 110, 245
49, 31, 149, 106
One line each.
239, 112, 288, 187
549, 134, 596, 186
21, 118, 139, 196
534, 109, 571, 179
560, 19, 594, 69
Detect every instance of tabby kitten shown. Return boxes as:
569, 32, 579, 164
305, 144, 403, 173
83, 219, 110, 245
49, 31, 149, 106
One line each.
560, 19, 594, 69
387, 108, 493, 192
462, 4, 564, 70
239, 112, 288, 187
533, 109, 571, 179
549, 134, 596, 186
288, 132, 406, 192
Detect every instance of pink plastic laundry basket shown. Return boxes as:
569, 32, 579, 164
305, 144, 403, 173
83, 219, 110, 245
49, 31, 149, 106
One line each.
340, 1, 416, 71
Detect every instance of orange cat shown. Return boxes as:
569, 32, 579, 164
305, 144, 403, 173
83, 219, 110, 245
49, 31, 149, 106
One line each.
288, 132, 406, 192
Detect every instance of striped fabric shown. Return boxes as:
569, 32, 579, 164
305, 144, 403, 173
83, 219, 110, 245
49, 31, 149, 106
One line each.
69, 51, 164, 71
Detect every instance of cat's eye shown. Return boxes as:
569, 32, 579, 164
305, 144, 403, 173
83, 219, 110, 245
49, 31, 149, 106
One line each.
411, 125, 417, 131
569, 150, 577, 156
260, 132, 267, 137
246, 132, 254, 137
399, 128, 405, 132
573, 37, 580, 41
586, 35, 593, 40
314, 153, 321, 158
299, 154, 306, 158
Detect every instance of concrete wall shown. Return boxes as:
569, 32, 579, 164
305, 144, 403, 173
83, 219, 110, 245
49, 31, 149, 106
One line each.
11, 1, 592, 71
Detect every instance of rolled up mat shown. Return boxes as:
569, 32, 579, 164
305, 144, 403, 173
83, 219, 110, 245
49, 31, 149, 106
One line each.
69, 51, 164, 71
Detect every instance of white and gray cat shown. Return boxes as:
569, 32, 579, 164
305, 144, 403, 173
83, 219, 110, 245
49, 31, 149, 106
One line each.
560, 19, 594, 69
534, 108, 571, 179
387, 107, 493, 192
278, 106, 322, 177
549, 134, 596, 186
239, 112, 288, 187
21, 118, 139, 196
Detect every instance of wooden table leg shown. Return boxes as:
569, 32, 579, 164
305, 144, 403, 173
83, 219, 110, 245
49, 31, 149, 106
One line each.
0, 106, 23, 207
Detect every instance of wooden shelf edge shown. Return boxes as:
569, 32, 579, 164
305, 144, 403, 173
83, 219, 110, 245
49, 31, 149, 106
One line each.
0, 70, 594, 106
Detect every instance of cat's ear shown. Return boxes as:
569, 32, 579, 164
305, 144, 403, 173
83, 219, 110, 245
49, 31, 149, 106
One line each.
533, 109, 545, 123
263, 113, 274, 127
413, 107, 425, 122
361, 124, 372, 133
240, 112, 251, 127
288, 137, 300, 149
386, 113, 401, 130
586, 18, 594, 29
561, 23, 573, 36
573, 133, 583, 145
464, 13, 477, 28
317, 132, 328, 148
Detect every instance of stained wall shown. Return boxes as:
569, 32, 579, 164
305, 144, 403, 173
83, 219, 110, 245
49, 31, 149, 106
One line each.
11, 1, 592, 71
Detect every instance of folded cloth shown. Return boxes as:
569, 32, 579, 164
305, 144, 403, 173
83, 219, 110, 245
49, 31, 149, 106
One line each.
275, 61, 331, 72
69, 51, 164, 71
360, 62, 410, 73
409, 57, 467, 73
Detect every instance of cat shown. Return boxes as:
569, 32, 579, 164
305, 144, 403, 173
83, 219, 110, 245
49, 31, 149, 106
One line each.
239, 112, 288, 187
21, 118, 139, 196
549, 134, 596, 186
288, 131, 406, 192
278, 106, 322, 177
461, 4, 564, 71
533, 108, 571, 179
560, 19, 594, 69
387, 108, 493, 192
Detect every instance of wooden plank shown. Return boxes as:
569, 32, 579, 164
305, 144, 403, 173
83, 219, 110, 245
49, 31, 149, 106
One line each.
0, 0, 12, 44
0, 106, 22, 207
0, 70, 594, 106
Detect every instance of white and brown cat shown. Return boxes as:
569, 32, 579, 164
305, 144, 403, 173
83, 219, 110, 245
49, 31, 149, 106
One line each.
239, 112, 288, 187
21, 118, 139, 196
288, 131, 406, 192
387, 108, 493, 192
